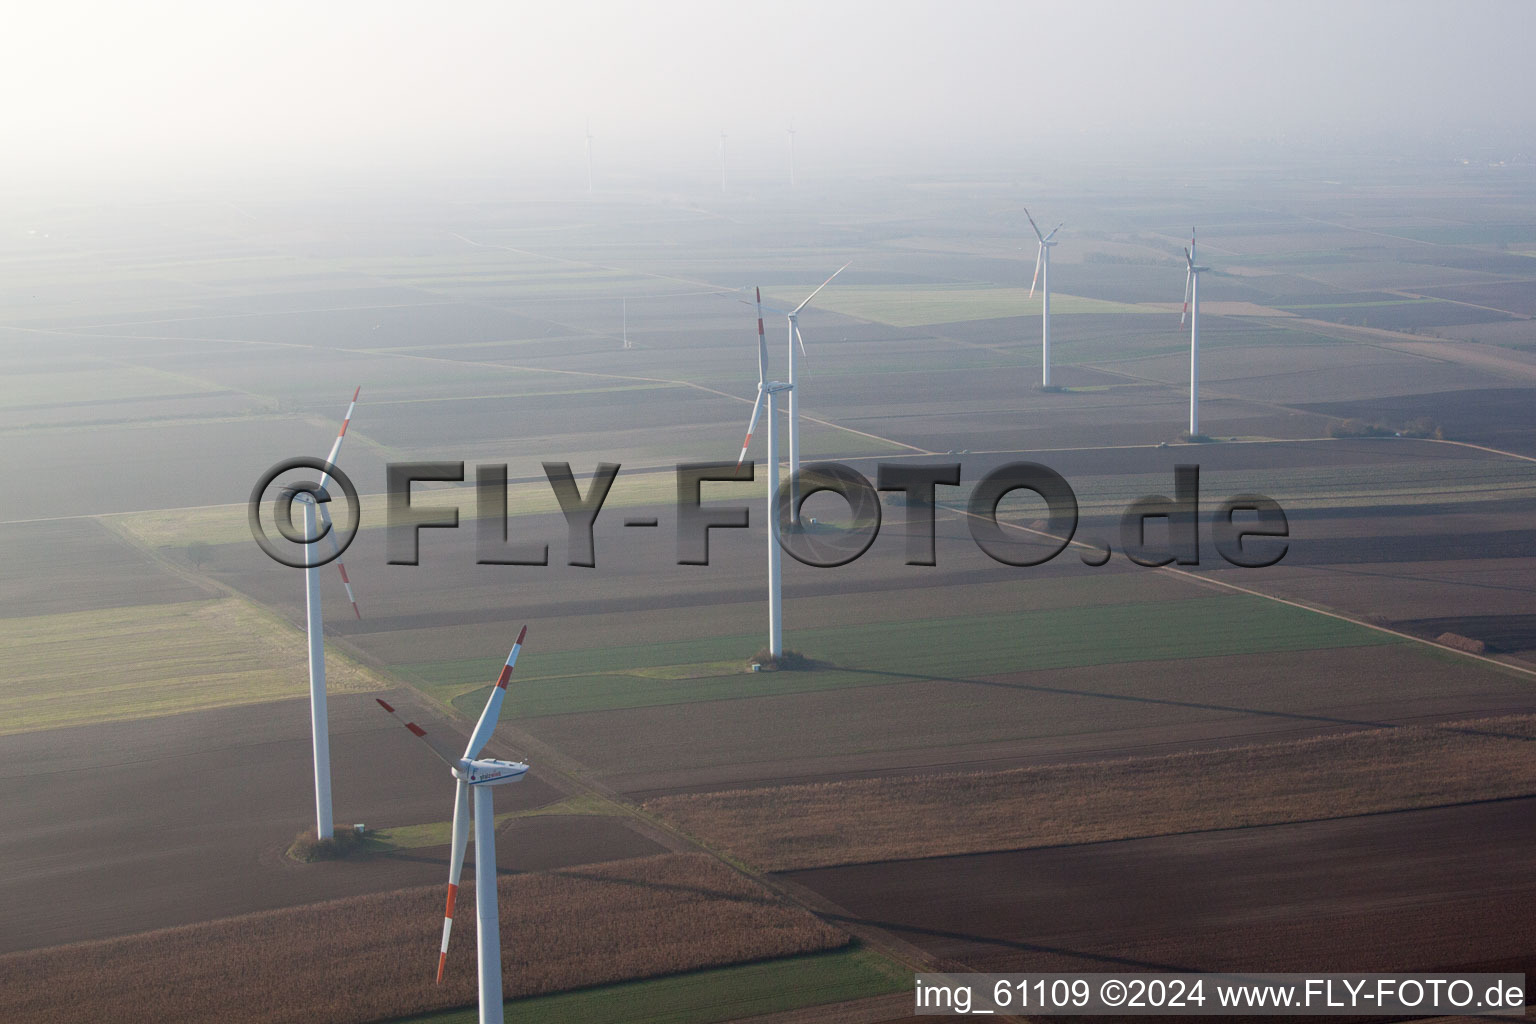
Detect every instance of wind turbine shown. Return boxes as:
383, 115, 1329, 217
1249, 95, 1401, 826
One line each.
377, 629, 530, 1024
584, 120, 594, 194
298, 387, 362, 841
1180, 228, 1207, 436
735, 288, 788, 657
621, 297, 630, 350
754, 264, 850, 523
1025, 208, 1063, 388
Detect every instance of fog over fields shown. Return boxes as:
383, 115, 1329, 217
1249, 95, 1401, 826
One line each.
1, 3, 1533, 1023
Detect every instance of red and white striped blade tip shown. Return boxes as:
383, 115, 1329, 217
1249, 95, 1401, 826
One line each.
494, 627, 528, 688
376, 698, 428, 737
438, 881, 460, 973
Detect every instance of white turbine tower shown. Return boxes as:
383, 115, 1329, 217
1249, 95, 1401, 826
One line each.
584, 120, 594, 195
621, 297, 630, 350
753, 264, 850, 524
298, 387, 362, 841
735, 288, 788, 657
1025, 208, 1063, 388
377, 628, 530, 1024
1180, 228, 1207, 437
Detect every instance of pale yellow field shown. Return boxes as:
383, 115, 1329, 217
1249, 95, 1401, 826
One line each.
0, 597, 386, 735
110, 466, 761, 548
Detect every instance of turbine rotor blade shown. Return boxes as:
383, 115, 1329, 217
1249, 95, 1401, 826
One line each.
374, 698, 460, 767
310, 385, 362, 613
792, 261, 851, 314
1044, 222, 1064, 242
1029, 245, 1044, 299
316, 386, 360, 493
437, 779, 471, 982
794, 324, 808, 358
754, 287, 767, 385
463, 626, 527, 760
1181, 264, 1193, 326
1023, 206, 1044, 242
316, 501, 360, 618
737, 386, 766, 466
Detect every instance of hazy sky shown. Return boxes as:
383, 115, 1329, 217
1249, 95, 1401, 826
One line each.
4, 0, 1533, 189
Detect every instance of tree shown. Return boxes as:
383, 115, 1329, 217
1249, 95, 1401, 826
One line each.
186, 541, 212, 569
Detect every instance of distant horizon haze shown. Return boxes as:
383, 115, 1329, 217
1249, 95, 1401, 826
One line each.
2, 0, 1533, 194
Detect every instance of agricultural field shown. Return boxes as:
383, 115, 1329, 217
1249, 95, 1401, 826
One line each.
1, 162, 1534, 1022
0, 595, 384, 735
647, 714, 1536, 870
781, 798, 1536, 976
0, 853, 858, 1024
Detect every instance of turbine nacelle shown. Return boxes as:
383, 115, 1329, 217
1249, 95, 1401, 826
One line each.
453, 758, 530, 786
288, 484, 331, 505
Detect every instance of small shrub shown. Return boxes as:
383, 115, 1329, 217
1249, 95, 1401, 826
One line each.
1328, 419, 1393, 438
1436, 632, 1487, 654
1401, 416, 1444, 439
1330, 417, 1443, 440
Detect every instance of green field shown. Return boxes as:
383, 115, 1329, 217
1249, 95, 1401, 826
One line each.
394, 945, 907, 1024
418, 594, 1401, 719
364, 794, 615, 851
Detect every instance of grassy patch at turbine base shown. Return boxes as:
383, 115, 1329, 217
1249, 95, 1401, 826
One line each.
286, 827, 370, 863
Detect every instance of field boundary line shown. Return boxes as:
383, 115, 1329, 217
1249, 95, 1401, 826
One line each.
91, 516, 401, 693
337, 342, 933, 455
939, 493, 1536, 684
1158, 564, 1536, 680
